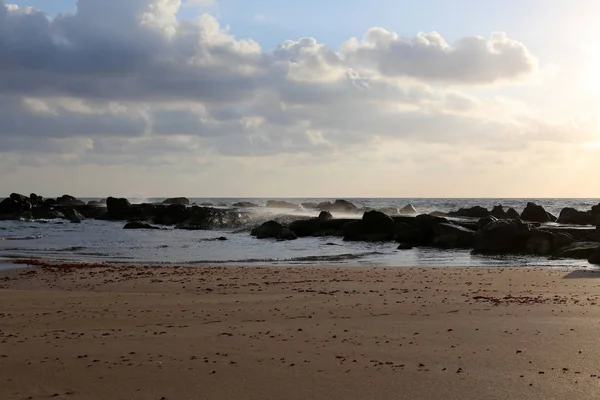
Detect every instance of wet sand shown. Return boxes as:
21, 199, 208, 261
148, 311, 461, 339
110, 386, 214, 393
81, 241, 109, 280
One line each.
2, 263, 600, 399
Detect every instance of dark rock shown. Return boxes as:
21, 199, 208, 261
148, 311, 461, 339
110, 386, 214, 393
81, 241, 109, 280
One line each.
19, 210, 34, 221
490, 205, 508, 219
123, 222, 160, 230
251, 221, 292, 240
506, 208, 520, 219
62, 208, 85, 223
277, 228, 298, 241
162, 197, 190, 206
520, 202, 556, 223
429, 211, 448, 217
478, 216, 498, 230
397, 243, 413, 250
318, 211, 333, 221
31, 208, 65, 220
266, 200, 297, 209
525, 231, 554, 256
232, 202, 259, 208
343, 211, 395, 242
29, 193, 44, 207
472, 219, 531, 254
106, 197, 132, 220
557, 208, 595, 225
449, 206, 490, 218
552, 242, 600, 259
432, 223, 479, 249
57, 194, 85, 206
588, 248, 600, 265
301, 202, 319, 209
363, 210, 395, 232
318, 200, 359, 214
0, 197, 21, 216
398, 204, 417, 215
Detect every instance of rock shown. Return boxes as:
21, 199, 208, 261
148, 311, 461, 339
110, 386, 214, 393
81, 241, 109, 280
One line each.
429, 211, 448, 217
472, 219, 531, 255
449, 206, 490, 218
557, 208, 595, 225
397, 243, 413, 250
520, 202, 556, 223
398, 204, 418, 215
232, 202, 259, 208
123, 222, 160, 230
252, 221, 290, 239
478, 216, 498, 230
106, 197, 132, 220
363, 210, 395, 232
0, 197, 21, 216
506, 208, 520, 219
62, 208, 85, 223
588, 248, 600, 265
31, 208, 65, 220
19, 210, 34, 221
301, 202, 319, 209
318, 211, 333, 221
57, 194, 85, 206
29, 193, 44, 207
266, 200, 297, 209
318, 200, 359, 214
343, 211, 395, 242
526, 232, 553, 256
277, 228, 298, 241
432, 223, 479, 248
157, 204, 189, 225
162, 197, 190, 206
552, 242, 600, 259
490, 205, 508, 219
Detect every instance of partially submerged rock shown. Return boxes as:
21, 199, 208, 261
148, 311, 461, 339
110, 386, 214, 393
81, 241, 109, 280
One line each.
123, 222, 160, 230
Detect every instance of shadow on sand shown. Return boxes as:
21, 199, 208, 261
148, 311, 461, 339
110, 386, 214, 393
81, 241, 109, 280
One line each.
564, 269, 600, 279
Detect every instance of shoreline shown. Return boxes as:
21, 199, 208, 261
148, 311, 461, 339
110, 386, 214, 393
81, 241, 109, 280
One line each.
3, 264, 600, 399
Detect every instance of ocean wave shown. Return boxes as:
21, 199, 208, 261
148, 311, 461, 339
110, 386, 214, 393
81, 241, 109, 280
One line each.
0, 234, 44, 241
164, 251, 384, 265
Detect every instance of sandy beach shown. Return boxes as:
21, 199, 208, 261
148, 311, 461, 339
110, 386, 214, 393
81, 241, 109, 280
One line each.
2, 263, 600, 400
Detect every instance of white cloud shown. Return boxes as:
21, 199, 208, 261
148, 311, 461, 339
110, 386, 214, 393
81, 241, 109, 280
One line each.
0, 0, 595, 196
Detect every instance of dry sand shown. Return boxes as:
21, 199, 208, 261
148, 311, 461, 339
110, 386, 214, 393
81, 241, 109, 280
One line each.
2, 262, 600, 399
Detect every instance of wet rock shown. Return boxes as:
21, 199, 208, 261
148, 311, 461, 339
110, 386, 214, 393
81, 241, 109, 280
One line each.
397, 243, 413, 250
588, 248, 600, 265
552, 242, 600, 259
318, 211, 333, 221
301, 202, 319, 209
162, 197, 190, 206
31, 208, 65, 220
318, 199, 359, 214
520, 202, 556, 223
490, 205, 508, 219
557, 208, 595, 225
449, 206, 490, 218
57, 194, 85, 206
526, 232, 553, 256
472, 218, 532, 255
106, 197, 132, 220
478, 216, 498, 230
251, 221, 297, 240
432, 223, 479, 248
62, 208, 85, 223
506, 208, 520, 219
343, 211, 394, 242
123, 222, 161, 230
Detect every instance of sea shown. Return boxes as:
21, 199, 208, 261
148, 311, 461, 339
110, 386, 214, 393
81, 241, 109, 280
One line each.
1, 198, 599, 270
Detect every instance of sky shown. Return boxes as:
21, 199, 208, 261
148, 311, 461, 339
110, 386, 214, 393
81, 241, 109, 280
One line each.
1, 0, 600, 198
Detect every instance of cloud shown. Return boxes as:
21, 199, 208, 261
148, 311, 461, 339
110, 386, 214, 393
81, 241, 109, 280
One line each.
0, 0, 595, 197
